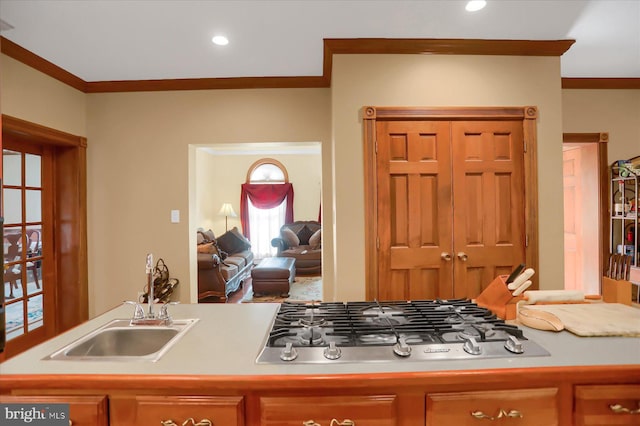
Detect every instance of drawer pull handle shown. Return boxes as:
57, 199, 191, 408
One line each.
302, 420, 355, 426
160, 419, 213, 426
610, 403, 640, 414
471, 409, 523, 420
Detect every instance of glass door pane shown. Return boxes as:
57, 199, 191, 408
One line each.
3, 148, 45, 342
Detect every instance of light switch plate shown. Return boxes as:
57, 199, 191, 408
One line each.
170, 209, 180, 223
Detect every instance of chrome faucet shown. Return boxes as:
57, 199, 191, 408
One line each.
146, 253, 155, 319
123, 253, 177, 326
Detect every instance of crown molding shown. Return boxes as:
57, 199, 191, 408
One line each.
5, 36, 634, 93
1, 36, 86, 92
562, 78, 640, 89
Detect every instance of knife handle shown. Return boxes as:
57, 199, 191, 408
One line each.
505, 263, 526, 284
512, 280, 532, 296
507, 268, 535, 290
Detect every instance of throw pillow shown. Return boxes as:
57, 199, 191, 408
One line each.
203, 229, 216, 242
217, 227, 251, 254
309, 229, 322, 249
297, 225, 314, 245
230, 227, 252, 249
281, 227, 300, 248
197, 242, 218, 254
196, 232, 205, 245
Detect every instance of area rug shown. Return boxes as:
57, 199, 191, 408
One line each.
241, 276, 322, 303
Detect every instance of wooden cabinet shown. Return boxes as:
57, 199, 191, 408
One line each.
426, 388, 559, 426
575, 385, 640, 426
258, 395, 397, 426
109, 395, 244, 426
1, 366, 638, 426
0, 394, 108, 426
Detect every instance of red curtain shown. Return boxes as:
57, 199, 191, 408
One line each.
240, 183, 294, 239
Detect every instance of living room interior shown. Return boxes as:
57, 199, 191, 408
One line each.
194, 142, 322, 302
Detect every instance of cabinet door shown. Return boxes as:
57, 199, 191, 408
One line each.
110, 395, 244, 426
259, 395, 397, 426
575, 385, 640, 425
0, 395, 108, 426
426, 388, 558, 426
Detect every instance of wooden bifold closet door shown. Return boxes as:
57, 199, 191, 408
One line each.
365, 107, 533, 301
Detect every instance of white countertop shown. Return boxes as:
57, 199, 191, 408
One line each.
1, 303, 639, 376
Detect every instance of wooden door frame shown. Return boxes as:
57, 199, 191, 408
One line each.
362, 106, 540, 299
562, 132, 609, 284
2, 115, 88, 337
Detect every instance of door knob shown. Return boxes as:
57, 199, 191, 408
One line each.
457, 252, 468, 262
441, 252, 452, 261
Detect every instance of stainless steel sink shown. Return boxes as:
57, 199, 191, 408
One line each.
45, 318, 199, 362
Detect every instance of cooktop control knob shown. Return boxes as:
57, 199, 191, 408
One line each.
280, 342, 298, 361
462, 337, 482, 355
393, 337, 412, 357
323, 341, 342, 360
504, 335, 524, 354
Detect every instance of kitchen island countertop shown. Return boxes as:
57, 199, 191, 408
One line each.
1, 303, 639, 376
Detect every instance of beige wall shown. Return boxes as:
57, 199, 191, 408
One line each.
562, 89, 640, 163
195, 149, 322, 237
85, 88, 330, 315
0, 56, 86, 136
330, 54, 565, 300
3, 51, 640, 318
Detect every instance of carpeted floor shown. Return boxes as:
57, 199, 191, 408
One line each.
241, 275, 322, 303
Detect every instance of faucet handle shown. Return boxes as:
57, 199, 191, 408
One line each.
124, 301, 145, 319
159, 301, 179, 320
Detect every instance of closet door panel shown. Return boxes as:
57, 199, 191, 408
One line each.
452, 121, 526, 299
377, 121, 452, 300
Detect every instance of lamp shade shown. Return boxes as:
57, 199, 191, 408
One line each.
218, 203, 238, 218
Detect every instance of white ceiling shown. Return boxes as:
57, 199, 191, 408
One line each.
0, 0, 639, 82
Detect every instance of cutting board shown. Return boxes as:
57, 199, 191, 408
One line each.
521, 303, 640, 337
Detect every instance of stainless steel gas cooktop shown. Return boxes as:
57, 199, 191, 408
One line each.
256, 299, 549, 364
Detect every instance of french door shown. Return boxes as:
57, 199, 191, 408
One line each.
3, 140, 55, 355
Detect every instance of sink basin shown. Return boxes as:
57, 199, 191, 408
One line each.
45, 318, 199, 362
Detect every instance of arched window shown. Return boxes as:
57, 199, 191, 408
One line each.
241, 159, 293, 258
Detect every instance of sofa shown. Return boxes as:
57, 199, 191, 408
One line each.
271, 220, 321, 275
197, 227, 254, 303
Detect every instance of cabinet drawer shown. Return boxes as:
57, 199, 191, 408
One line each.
426, 388, 558, 426
0, 395, 108, 426
575, 385, 640, 425
115, 395, 244, 426
259, 395, 397, 426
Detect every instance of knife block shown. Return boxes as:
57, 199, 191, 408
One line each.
475, 275, 524, 320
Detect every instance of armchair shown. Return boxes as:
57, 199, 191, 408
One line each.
271, 221, 321, 275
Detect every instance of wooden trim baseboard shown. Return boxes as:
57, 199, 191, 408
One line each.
2, 36, 583, 93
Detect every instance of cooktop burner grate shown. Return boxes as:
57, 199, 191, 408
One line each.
257, 298, 550, 363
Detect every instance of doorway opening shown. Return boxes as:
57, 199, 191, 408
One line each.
562, 133, 609, 295
193, 142, 322, 302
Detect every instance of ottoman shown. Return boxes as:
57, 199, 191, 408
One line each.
251, 257, 296, 297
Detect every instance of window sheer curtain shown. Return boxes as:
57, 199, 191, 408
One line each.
240, 183, 294, 258
247, 199, 286, 259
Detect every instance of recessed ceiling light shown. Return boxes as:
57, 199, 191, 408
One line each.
466, 0, 486, 12
212, 35, 229, 46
